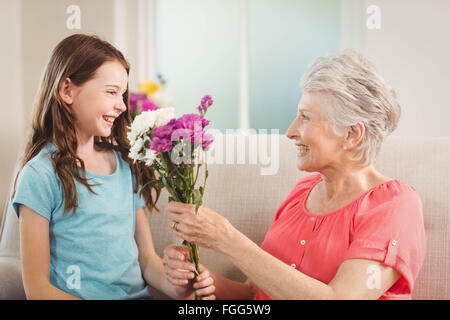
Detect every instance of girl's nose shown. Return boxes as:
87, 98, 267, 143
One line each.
116, 98, 127, 113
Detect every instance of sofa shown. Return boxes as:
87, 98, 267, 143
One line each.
0, 134, 449, 299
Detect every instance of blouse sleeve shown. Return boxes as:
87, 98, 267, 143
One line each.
344, 184, 427, 295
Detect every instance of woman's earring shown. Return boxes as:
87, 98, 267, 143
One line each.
343, 146, 348, 150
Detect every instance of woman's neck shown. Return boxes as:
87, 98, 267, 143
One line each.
318, 165, 388, 201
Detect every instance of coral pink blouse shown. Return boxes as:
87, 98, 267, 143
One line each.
253, 173, 426, 300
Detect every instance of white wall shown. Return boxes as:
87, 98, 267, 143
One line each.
0, 0, 24, 221
342, 0, 450, 137
0, 0, 115, 222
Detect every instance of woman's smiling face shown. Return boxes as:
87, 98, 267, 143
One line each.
286, 91, 345, 172
69, 60, 128, 139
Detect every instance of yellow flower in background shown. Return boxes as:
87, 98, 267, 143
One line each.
138, 78, 163, 98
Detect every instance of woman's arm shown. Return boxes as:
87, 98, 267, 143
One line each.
19, 205, 81, 300
134, 207, 215, 300
167, 202, 400, 300
221, 229, 400, 299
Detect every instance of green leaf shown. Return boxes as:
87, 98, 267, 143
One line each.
161, 175, 168, 188
174, 176, 184, 190
162, 176, 178, 201
192, 189, 202, 205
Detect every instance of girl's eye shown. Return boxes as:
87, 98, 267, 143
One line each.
299, 114, 308, 120
107, 91, 116, 95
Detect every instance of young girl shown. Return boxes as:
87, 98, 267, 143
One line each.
11, 34, 215, 300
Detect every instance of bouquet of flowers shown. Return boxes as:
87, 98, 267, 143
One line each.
129, 75, 174, 119
127, 95, 214, 299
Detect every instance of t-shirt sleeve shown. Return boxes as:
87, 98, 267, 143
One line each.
344, 186, 427, 295
12, 164, 58, 221
132, 173, 146, 212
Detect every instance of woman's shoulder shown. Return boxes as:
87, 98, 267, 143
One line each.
363, 179, 421, 205
355, 179, 423, 222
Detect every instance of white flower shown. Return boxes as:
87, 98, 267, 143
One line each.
154, 107, 175, 127
129, 136, 145, 162
127, 125, 138, 144
130, 110, 156, 136
127, 107, 175, 166
143, 148, 156, 166
153, 91, 174, 109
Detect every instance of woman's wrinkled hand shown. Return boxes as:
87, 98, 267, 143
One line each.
163, 244, 216, 300
167, 201, 235, 252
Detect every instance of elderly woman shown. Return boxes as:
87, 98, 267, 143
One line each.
163, 50, 426, 300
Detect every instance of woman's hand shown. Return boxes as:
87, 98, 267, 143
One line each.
163, 244, 216, 300
167, 201, 236, 252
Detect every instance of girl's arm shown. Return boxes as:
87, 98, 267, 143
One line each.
163, 244, 257, 300
19, 205, 81, 300
209, 271, 258, 300
134, 207, 215, 299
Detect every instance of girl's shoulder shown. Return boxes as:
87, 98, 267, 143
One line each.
16, 144, 60, 194
25, 143, 57, 174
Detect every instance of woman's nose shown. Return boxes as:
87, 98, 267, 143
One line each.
286, 118, 300, 140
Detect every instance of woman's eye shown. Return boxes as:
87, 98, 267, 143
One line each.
107, 91, 116, 95
300, 114, 308, 120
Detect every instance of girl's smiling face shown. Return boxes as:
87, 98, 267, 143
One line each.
61, 60, 128, 140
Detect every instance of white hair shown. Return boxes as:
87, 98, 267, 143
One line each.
299, 49, 401, 165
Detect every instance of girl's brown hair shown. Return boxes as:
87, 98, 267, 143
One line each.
12, 34, 160, 215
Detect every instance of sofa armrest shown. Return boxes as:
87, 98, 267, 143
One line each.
0, 256, 26, 300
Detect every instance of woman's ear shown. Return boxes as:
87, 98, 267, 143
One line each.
59, 78, 75, 105
344, 121, 365, 150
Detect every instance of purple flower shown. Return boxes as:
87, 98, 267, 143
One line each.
150, 118, 181, 153
201, 133, 214, 150
129, 92, 148, 113
198, 95, 214, 114
149, 136, 172, 153
142, 98, 157, 111
178, 113, 209, 129
147, 96, 214, 154
176, 113, 211, 145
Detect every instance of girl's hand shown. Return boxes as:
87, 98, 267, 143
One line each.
163, 244, 216, 300
167, 202, 235, 252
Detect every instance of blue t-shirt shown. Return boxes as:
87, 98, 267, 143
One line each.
12, 143, 153, 300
